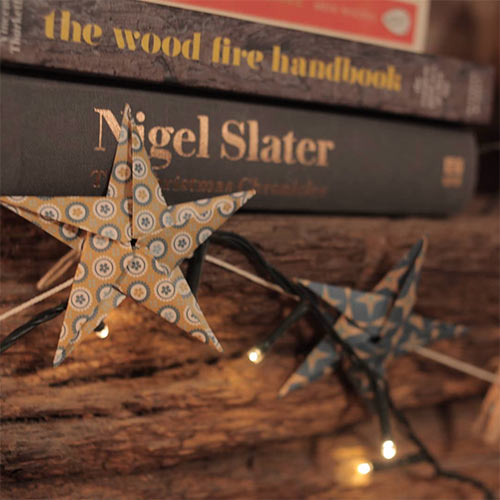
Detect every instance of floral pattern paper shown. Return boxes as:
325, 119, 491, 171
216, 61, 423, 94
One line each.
0, 105, 255, 365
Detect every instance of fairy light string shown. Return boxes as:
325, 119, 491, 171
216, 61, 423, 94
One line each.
0, 230, 494, 499
207, 231, 494, 498
247, 300, 310, 364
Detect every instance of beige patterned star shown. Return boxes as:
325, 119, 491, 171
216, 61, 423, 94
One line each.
0, 104, 256, 366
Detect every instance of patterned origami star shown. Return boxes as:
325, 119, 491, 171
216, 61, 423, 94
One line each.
279, 238, 467, 397
0, 105, 255, 366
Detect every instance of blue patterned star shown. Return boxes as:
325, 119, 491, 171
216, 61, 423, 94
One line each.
279, 238, 467, 396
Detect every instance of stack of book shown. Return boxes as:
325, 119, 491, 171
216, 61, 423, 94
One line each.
0, 0, 495, 215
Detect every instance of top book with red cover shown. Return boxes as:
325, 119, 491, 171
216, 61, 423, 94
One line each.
162, 0, 430, 52
0, 0, 495, 125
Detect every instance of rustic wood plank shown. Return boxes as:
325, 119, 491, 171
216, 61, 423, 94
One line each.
2, 398, 498, 499
1, 202, 498, 496
1, 202, 498, 381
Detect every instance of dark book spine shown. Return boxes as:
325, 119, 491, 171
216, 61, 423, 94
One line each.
0, 0, 494, 125
0, 73, 477, 215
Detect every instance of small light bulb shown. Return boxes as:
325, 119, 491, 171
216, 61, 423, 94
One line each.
247, 347, 264, 364
357, 462, 373, 475
95, 324, 109, 339
381, 440, 397, 460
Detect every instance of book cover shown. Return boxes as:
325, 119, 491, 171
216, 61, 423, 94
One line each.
0, 0, 494, 125
0, 72, 477, 216
157, 0, 430, 52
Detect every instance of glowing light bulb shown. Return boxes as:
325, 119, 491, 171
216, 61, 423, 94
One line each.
95, 324, 109, 339
357, 462, 373, 475
247, 347, 264, 364
381, 439, 397, 460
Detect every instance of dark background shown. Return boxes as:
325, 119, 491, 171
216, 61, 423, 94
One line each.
428, 0, 499, 193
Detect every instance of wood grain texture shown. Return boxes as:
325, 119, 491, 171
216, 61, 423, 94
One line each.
0, 0, 494, 124
1, 200, 499, 498
2, 398, 499, 500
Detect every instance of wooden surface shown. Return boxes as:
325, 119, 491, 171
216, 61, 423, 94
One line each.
1, 199, 499, 498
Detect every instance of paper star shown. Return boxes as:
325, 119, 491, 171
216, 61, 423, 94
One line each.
280, 238, 467, 396
0, 105, 255, 366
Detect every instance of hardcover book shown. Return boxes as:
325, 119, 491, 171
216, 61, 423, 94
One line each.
0, 0, 494, 125
0, 72, 477, 216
